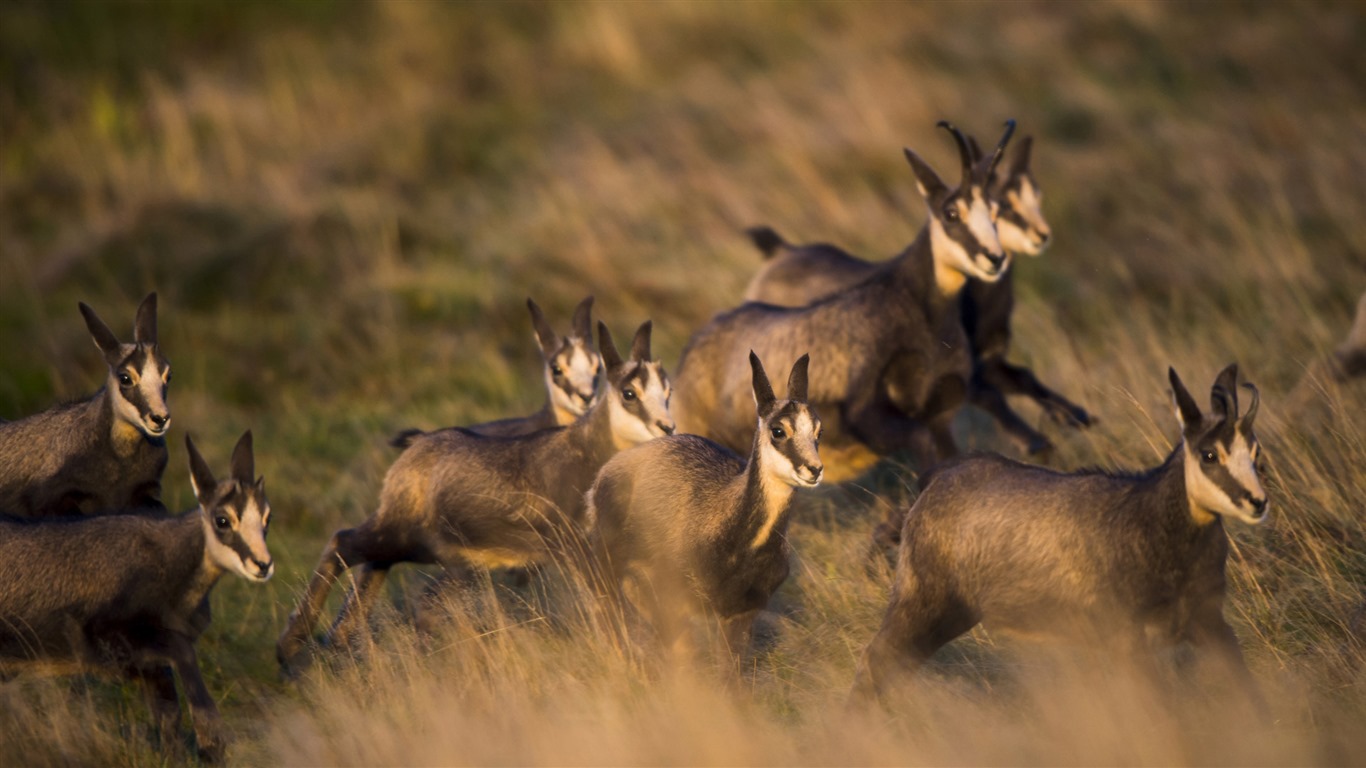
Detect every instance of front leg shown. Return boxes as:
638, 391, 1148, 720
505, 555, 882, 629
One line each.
843, 380, 936, 470
969, 370, 1053, 456
162, 633, 225, 763
978, 358, 1093, 429
1187, 603, 1268, 721
128, 663, 182, 751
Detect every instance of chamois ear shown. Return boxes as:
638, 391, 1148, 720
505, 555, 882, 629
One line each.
571, 295, 594, 342
750, 351, 776, 414
134, 292, 157, 346
230, 430, 255, 485
1239, 382, 1260, 435
186, 434, 217, 502
80, 302, 124, 364
1169, 366, 1203, 434
787, 353, 810, 402
630, 320, 653, 362
1010, 135, 1034, 177
598, 321, 624, 373
1210, 363, 1240, 422
966, 135, 997, 189
527, 298, 559, 356
903, 147, 948, 202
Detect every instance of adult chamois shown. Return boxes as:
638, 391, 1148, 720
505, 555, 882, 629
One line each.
745, 132, 1091, 458
277, 320, 674, 676
673, 121, 1016, 483
0, 293, 170, 517
588, 352, 822, 667
0, 431, 272, 760
850, 364, 1268, 716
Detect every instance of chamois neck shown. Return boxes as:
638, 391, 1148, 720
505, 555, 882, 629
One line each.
571, 393, 620, 459
550, 400, 580, 427
91, 386, 146, 458
1148, 446, 1218, 534
740, 430, 795, 551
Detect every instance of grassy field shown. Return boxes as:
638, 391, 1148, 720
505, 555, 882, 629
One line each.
3, 1, 1366, 764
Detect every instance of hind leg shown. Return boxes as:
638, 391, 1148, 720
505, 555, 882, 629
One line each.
849, 578, 977, 706
129, 664, 182, 751
327, 564, 392, 652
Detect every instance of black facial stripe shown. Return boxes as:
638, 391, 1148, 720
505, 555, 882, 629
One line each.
1198, 455, 1256, 504
998, 206, 1030, 229
619, 364, 651, 421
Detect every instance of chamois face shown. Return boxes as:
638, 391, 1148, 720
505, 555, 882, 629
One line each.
751, 353, 823, 488
599, 320, 675, 447
530, 296, 602, 418
81, 293, 171, 439
188, 432, 274, 582
1170, 364, 1268, 526
991, 136, 1051, 258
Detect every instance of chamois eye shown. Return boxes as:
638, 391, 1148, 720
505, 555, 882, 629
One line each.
943, 204, 960, 223
550, 364, 563, 377
118, 373, 134, 387
770, 426, 786, 440
214, 515, 231, 530
1201, 450, 1218, 464
622, 389, 636, 401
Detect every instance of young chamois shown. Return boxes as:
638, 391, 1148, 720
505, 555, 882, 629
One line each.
0, 292, 170, 517
0, 431, 272, 760
673, 121, 1016, 483
850, 364, 1268, 713
745, 133, 1091, 458
277, 320, 675, 675
588, 352, 822, 665
463, 296, 602, 437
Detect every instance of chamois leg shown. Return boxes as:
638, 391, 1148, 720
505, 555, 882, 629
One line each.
1188, 607, 1269, 722
718, 609, 760, 679
277, 524, 390, 675
412, 564, 478, 637
130, 664, 182, 750
327, 564, 391, 653
969, 371, 1053, 457
162, 633, 224, 763
849, 582, 977, 707
979, 358, 1093, 429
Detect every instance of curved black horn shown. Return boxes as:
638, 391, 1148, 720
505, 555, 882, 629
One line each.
937, 120, 973, 188
1240, 382, 1260, 427
984, 119, 1018, 181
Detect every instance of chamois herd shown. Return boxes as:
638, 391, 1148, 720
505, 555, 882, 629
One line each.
2, 119, 1364, 759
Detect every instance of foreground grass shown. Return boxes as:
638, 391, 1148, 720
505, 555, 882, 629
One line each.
1, 1, 1365, 764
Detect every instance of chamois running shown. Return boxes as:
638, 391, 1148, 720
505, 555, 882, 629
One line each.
588, 352, 822, 665
0, 431, 272, 760
673, 120, 1015, 483
850, 364, 1268, 714
0, 292, 170, 517
277, 320, 674, 675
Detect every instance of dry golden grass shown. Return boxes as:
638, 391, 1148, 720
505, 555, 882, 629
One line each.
2, 1, 1365, 764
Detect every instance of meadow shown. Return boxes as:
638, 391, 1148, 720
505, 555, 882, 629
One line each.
2, 1, 1366, 764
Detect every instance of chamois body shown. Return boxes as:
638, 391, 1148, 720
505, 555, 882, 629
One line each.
590, 354, 821, 659
278, 321, 673, 674
852, 365, 1267, 709
0, 432, 272, 760
0, 293, 170, 516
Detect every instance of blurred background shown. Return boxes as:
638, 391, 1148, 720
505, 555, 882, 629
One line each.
2, 1, 1365, 764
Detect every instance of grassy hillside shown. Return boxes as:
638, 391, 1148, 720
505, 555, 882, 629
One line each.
2, 1, 1366, 764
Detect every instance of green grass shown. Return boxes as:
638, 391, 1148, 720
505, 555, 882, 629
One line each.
2, 1, 1366, 764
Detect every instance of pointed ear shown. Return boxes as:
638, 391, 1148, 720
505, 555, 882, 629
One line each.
230, 430, 255, 484
750, 351, 776, 414
1169, 367, 1203, 433
598, 321, 623, 373
186, 434, 217, 502
1010, 135, 1033, 176
134, 292, 157, 346
1210, 363, 1239, 422
903, 148, 948, 202
1238, 382, 1260, 434
572, 296, 594, 341
630, 320, 653, 362
787, 354, 810, 402
80, 302, 124, 364
527, 298, 559, 356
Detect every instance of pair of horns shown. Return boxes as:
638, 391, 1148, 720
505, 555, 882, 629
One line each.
938, 119, 1016, 188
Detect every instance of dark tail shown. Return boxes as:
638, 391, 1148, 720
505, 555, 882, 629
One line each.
745, 226, 787, 260
389, 428, 426, 450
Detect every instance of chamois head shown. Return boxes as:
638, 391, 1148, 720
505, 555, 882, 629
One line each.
598, 320, 675, 447
79, 292, 171, 439
187, 431, 273, 582
904, 119, 1016, 285
973, 134, 1051, 257
1169, 364, 1268, 525
528, 296, 602, 417
750, 351, 822, 488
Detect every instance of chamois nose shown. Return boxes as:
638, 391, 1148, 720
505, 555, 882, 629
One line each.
656, 420, 675, 436
253, 558, 275, 579
985, 252, 1007, 270
1249, 497, 1269, 519
1037, 231, 1051, 246
579, 392, 595, 405
148, 413, 169, 429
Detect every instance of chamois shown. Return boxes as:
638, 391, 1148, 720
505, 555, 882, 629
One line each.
745, 133, 1091, 458
1331, 291, 1366, 380
464, 296, 601, 437
277, 320, 675, 675
673, 121, 1016, 483
0, 292, 170, 517
588, 352, 822, 664
0, 431, 272, 760
850, 364, 1268, 713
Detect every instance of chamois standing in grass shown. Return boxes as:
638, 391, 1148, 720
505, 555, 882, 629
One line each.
0, 431, 272, 761
588, 352, 822, 665
405, 296, 600, 440
277, 320, 674, 675
673, 121, 1016, 484
745, 133, 1091, 460
0, 293, 170, 517
850, 364, 1268, 715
